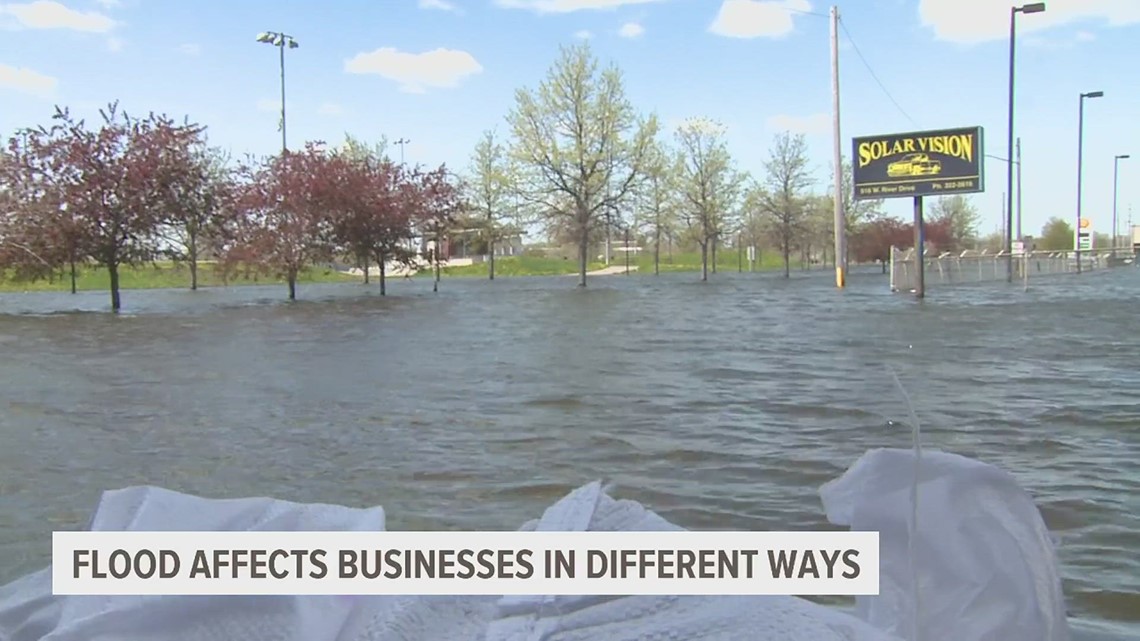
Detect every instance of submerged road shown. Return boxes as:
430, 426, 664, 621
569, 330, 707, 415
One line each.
0, 266, 1136, 638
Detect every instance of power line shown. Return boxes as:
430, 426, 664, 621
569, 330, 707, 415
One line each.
837, 15, 918, 128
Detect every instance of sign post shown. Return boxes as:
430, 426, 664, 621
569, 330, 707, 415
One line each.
1075, 218, 1093, 255
851, 126, 986, 298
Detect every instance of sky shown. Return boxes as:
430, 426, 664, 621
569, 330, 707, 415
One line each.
1, 0, 1138, 241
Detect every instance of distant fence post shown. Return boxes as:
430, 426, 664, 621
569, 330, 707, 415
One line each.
889, 246, 896, 292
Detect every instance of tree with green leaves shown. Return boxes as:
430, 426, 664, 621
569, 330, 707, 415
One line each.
633, 134, 677, 275
673, 118, 741, 281
929, 195, 980, 252
507, 43, 658, 287
755, 132, 812, 278
467, 129, 512, 280
1039, 217, 1073, 251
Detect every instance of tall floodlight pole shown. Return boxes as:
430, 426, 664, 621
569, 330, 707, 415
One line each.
256, 31, 299, 153
1113, 154, 1130, 256
1006, 2, 1045, 282
395, 138, 410, 165
1076, 90, 1104, 273
830, 5, 846, 288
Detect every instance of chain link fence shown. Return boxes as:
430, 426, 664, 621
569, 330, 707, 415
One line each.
888, 247, 1129, 292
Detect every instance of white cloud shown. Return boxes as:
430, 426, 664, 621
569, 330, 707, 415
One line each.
574, 29, 592, 38
765, 113, 829, 135
178, 43, 200, 55
344, 47, 483, 94
709, 0, 811, 39
418, 0, 458, 10
1025, 29, 1101, 49
495, 0, 664, 13
919, 0, 1140, 45
106, 35, 121, 51
318, 102, 344, 116
617, 21, 643, 37
0, 62, 57, 98
0, 1, 115, 32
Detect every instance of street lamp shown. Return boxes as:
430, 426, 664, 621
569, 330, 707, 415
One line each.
1113, 154, 1130, 255
1075, 90, 1103, 273
395, 138, 410, 165
1005, 2, 1045, 282
256, 31, 299, 153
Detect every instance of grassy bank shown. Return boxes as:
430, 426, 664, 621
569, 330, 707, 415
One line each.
0, 262, 355, 293
424, 251, 795, 278
0, 250, 816, 293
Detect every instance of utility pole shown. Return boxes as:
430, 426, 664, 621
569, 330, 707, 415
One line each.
830, 5, 846, 289
1016, 137, 1023, 242
1000, 194, 1006, 246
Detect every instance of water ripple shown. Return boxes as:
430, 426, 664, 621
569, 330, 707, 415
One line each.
0, 267, 1138, 636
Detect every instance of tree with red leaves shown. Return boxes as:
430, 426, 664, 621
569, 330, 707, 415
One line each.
3, 103, 205, 310
156, 144, 237, 290
408, 165, 464, 292
327, 147, 416, 295
223, 142, 337, 301
850, 215, 956, 272
1, 134, 82, 288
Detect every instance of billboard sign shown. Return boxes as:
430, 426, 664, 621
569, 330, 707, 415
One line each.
852, 126, 984, 200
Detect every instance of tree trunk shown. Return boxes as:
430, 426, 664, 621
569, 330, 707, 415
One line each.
700, 241, 708, 282
360, 252, 370, 284
882, 261, 887, 274
711, 235, 718, 274
287, 269, 297, 300
654, 224, 661, 275
189, 230, 199, 290
378, 251, 387, 296
107, 260, 121, 312
69, 257, 77, 295
782, 242, 791, 279
489, 239, 496, 281
578, 220, 589, 288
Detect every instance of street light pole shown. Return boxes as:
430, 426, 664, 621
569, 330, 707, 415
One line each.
256, 31, 299, 154
1006, 2, 1045, 282
1016, 137, 1023, 243
1113, 154, 1130, 256
395, 138, 410, 165
1076, 90, 1104, 273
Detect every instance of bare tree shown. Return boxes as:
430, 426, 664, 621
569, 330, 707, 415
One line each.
756, 132, 812, 278
673, 118, 741, 281
507, 42, 658, 287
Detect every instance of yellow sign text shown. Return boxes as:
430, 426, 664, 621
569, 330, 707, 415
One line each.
857, 133, 975, 168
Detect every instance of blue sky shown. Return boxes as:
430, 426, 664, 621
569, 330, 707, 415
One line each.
1, 0, 1138, 240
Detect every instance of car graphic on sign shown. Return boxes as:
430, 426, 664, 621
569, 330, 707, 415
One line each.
887, 153, 943, 178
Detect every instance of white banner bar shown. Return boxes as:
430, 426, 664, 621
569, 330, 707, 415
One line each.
52, 531, 879, 596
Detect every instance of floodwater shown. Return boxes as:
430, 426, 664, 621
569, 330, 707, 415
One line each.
0, 265, 1137, 639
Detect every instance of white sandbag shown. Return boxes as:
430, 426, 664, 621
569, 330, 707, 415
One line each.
819, 448, 1071, 641
484, 482, 902, 641
0, 448, 1071, 641
0, 481, 900, 641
